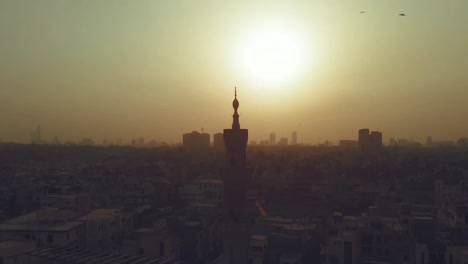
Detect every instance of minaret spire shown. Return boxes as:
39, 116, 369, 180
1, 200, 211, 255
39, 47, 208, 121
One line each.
232, 87, 240, 130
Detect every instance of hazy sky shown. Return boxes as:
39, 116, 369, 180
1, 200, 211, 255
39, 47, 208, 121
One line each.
1, 0, 468, 144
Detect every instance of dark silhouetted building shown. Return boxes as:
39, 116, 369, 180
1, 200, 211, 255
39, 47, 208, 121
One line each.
80, 138, 95, 146
358, 129, 370, 147
427, 136, 433, 146
279, 138, 288, 145
269, 133, 276, 145
221, 88, 252, 264
213, 133, 224, 150
51, 136, 60, 145
339, 140, 359, 149
182, 131, 210, 149
291, 131, 297, 145
359, 128, 382, 153
30, 125, 44, 144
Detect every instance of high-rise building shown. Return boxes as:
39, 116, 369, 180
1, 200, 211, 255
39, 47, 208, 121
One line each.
291, 131, 297, 145
182, 131, 210, 149
358, 128, 370, 148
427, 136, 433, 146
30, 125, 43, 144
358, 128, 382, 153
36, 125, 42, 142
213, 132, 224, 150
221, 88, 253, 264
269, 133, 276, 145
370, 131, 383, 148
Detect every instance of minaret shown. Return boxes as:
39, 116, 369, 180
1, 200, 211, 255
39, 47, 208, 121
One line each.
224, 87, 248, 169
221, 87, 251, 264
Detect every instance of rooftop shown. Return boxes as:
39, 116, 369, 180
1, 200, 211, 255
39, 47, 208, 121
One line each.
0, 221, 84, 232
0, 240, 34, 250
197, 179, 223, 184
9, 246, 161, 264
251, 235, 268, 240
0, 210, 84, 232
77, 209, 123, 221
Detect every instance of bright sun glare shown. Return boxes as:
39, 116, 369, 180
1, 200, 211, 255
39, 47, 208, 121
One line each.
238, 22, 308, 87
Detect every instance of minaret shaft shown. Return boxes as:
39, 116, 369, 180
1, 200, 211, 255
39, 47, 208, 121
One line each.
221, 87, 251, 264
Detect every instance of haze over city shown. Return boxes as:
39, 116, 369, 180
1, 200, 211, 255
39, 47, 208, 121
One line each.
1, 0, 468, 144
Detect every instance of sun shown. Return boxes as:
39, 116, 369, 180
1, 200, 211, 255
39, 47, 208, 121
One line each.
237, 22, 308, 87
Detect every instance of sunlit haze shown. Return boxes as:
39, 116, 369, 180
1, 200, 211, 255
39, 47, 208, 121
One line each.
1, 0, 468, 144
236, 18, 309, 87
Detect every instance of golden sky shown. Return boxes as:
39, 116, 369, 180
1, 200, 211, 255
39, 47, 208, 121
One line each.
1, 0, 468, 144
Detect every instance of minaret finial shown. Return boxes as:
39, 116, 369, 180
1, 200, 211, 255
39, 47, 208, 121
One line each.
232, 87, 240, 129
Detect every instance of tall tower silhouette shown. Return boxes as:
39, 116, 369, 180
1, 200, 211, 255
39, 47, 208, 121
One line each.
221, 87, 251, 264
224, 87, 248, 169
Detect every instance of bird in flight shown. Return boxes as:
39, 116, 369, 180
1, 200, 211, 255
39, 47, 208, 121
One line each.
399, 13, 406, 16
360, 11, 365, 14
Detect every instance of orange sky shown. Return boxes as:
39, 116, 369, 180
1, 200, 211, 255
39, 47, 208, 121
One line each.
1, 0, 468, 144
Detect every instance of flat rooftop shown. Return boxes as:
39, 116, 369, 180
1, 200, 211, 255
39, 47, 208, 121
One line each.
0, 240, 34, 249
251, 235, 268, 240
0, 221, 84, 232
0, 210, 84, 232
77, 209, 122, 221
197, 179, 223, 184
16, 246, 161, 264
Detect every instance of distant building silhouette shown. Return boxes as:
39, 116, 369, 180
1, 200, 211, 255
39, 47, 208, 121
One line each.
269, 133, 276, 145
213, 132, 224, 150
359, 128, 382, 153
370, 131, 382, 147
182, 131, 210, 149
30, 125, 44, 144
36, 125, 41, 142
339, 140, 359, 149
80, 138, 94, 146
51, 136, 61, 145
427, 136, 433, 146
457, 137, 467, 147
358, 128, 370, 147
291, 131, 297, 145
279, 137, 288, 145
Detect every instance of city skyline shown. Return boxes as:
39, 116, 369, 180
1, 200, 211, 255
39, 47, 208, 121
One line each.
1, 1, 468, 144
13, 122, 468, 147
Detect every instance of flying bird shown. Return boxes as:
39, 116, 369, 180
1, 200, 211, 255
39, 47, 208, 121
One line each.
399, 13, 406, 16
360, 11, 365, 14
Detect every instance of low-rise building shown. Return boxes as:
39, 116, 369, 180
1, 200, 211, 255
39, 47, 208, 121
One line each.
77, 208, 133, 250
0, 240, 36, 264
0, 209, 84, 248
